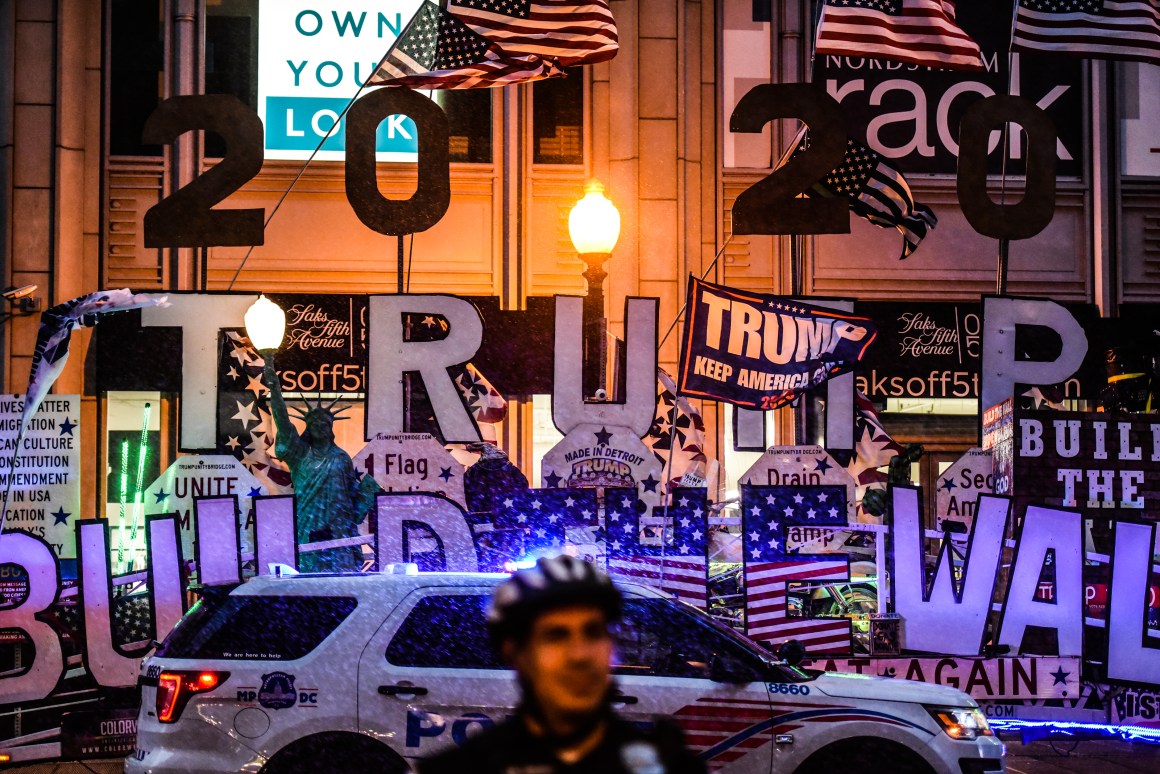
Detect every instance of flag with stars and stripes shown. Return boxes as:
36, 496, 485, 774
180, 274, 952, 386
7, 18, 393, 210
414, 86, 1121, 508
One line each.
448, 0, 619, 68
605, 487, 709, 608
788, 128, 937, 260
741, 485, 852, 654
645, 370, 708, 490
815, 0, 985, 71
368, 0, 565, 89
1012, 0, 1160, 66
493, 487, 599, 558
844, 390, 904, 518
216, 330, 292, 494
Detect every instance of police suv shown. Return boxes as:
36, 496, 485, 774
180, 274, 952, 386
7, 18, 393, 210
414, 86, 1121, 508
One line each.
127, 568, 1004, 773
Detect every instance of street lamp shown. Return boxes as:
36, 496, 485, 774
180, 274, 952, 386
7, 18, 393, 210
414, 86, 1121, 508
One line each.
569, 181, 620, 399
245, 295, 286, 353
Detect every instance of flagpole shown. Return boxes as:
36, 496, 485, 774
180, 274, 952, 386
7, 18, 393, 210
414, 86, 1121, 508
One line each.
225, 80, 375, 291
997, 2, 1022, 295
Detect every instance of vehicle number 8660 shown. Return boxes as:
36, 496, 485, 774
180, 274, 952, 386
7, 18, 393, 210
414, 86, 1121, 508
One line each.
769, 683, 810, 695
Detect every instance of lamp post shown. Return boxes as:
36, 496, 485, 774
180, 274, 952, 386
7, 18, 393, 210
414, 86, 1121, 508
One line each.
244, 295, 286, 354
569, 181, 620, 399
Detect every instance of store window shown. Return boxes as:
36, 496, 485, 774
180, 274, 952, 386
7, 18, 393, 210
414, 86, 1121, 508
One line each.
533, 67, 584, 164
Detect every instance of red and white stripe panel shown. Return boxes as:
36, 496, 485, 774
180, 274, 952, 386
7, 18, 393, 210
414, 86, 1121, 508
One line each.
746, 560, 851, 654
608, 556, 708, 608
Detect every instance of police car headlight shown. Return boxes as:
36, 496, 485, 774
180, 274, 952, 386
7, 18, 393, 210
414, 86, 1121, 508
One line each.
925, 706, 993, 741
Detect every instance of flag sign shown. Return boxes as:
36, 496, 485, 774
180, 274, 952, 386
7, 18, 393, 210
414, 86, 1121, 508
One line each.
605, 487, 709, 608
353, 434, 466, 508
257, 0, 425, 161
741, 485, 853, 654
678, 277, 877, 410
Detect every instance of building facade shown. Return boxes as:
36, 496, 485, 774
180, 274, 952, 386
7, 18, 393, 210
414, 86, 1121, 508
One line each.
1, 0, 1157, 520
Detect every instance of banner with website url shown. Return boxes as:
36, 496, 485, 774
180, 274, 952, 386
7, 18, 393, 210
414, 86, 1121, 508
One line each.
677, 277, 877, 409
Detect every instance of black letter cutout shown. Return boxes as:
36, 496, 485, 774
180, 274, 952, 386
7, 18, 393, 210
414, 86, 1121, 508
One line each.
346, 88, 451, 235
957, 95, 1057, 241
729, 84, 848, 235
142, 95, 265, 248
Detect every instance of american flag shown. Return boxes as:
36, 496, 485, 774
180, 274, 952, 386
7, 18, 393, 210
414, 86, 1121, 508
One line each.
605, 487, 709, 608
645, 370, 708, 490
742, 485, 852, 654
1012, 0, 1160, 66
217, 331, 293, 494
449, 0, 619, 67
789, 128, 937, 260
494, 487, 598, 557
368, 1, 563, 89
815, 0, 985, 71
844, 390, 904, 518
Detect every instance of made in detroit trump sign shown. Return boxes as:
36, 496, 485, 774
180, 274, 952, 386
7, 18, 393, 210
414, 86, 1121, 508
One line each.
677, 277, 877, 409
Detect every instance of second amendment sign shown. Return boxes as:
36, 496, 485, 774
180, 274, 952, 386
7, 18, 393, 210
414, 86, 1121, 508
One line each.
678, 277, 877, 409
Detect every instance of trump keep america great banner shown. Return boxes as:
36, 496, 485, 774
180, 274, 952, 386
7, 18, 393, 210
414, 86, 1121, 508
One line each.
677, 277, 877, 409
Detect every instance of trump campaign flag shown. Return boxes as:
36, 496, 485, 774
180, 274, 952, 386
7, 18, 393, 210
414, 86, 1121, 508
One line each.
677, 277, 877, 410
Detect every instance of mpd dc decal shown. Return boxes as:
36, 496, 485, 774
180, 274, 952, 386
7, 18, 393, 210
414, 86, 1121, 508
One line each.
259, 672, 297, 710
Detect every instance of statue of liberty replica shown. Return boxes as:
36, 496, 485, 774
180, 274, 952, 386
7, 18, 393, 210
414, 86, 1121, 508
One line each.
262, 354, 380, 572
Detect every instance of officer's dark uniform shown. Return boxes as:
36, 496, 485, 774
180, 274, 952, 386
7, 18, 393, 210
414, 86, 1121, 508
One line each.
418, 709, 704, 774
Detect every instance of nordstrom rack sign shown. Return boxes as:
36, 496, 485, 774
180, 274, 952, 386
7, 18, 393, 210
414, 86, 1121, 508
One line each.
258, 0, 425, 161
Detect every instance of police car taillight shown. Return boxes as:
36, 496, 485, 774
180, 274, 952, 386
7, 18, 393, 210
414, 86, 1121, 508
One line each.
156, 670, 230, 723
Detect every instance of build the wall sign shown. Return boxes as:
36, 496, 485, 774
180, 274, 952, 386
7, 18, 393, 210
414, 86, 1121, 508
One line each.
1003, 410, 1160, 517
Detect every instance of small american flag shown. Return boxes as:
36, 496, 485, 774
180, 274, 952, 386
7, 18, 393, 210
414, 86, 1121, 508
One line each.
790, 128, 938, 260
815, 0, 985, 71
1012, 0, 1160, 66
449, 0, 619, 67
368, 0, 563, 89
742, 485, 852, 654
605, 487, 709, 608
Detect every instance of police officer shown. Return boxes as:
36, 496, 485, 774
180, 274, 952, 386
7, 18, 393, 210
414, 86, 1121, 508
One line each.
419, 554, 705, 774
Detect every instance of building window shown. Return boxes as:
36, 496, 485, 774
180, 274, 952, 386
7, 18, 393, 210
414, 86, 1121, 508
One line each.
109, 0, 164, 157
533, 67, 584, 164
437, 90, 494, 163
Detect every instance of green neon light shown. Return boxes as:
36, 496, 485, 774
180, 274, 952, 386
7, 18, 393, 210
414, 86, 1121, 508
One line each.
116, 438, 129, 569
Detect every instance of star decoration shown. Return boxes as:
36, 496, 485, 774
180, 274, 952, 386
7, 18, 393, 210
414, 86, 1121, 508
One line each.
594, 427, 613, 446
1050, 666, 1070, 686
939, 478, 957, 492
814, 457, 832, 474
245, 374, 269, 397
51, 507, 70, 525
248, 487, 262, 498
544, 471, 562, 488
225, 436, 240, 450
153, 489, 170, 504
59, 418, 77, 436
227, 366, 240, 380
438, 467, 454, 482
640, 474, 659, 493
232, 400, 259, 428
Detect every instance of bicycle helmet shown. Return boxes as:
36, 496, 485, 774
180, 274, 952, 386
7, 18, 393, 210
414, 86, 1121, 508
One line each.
487, 554, 622, 645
